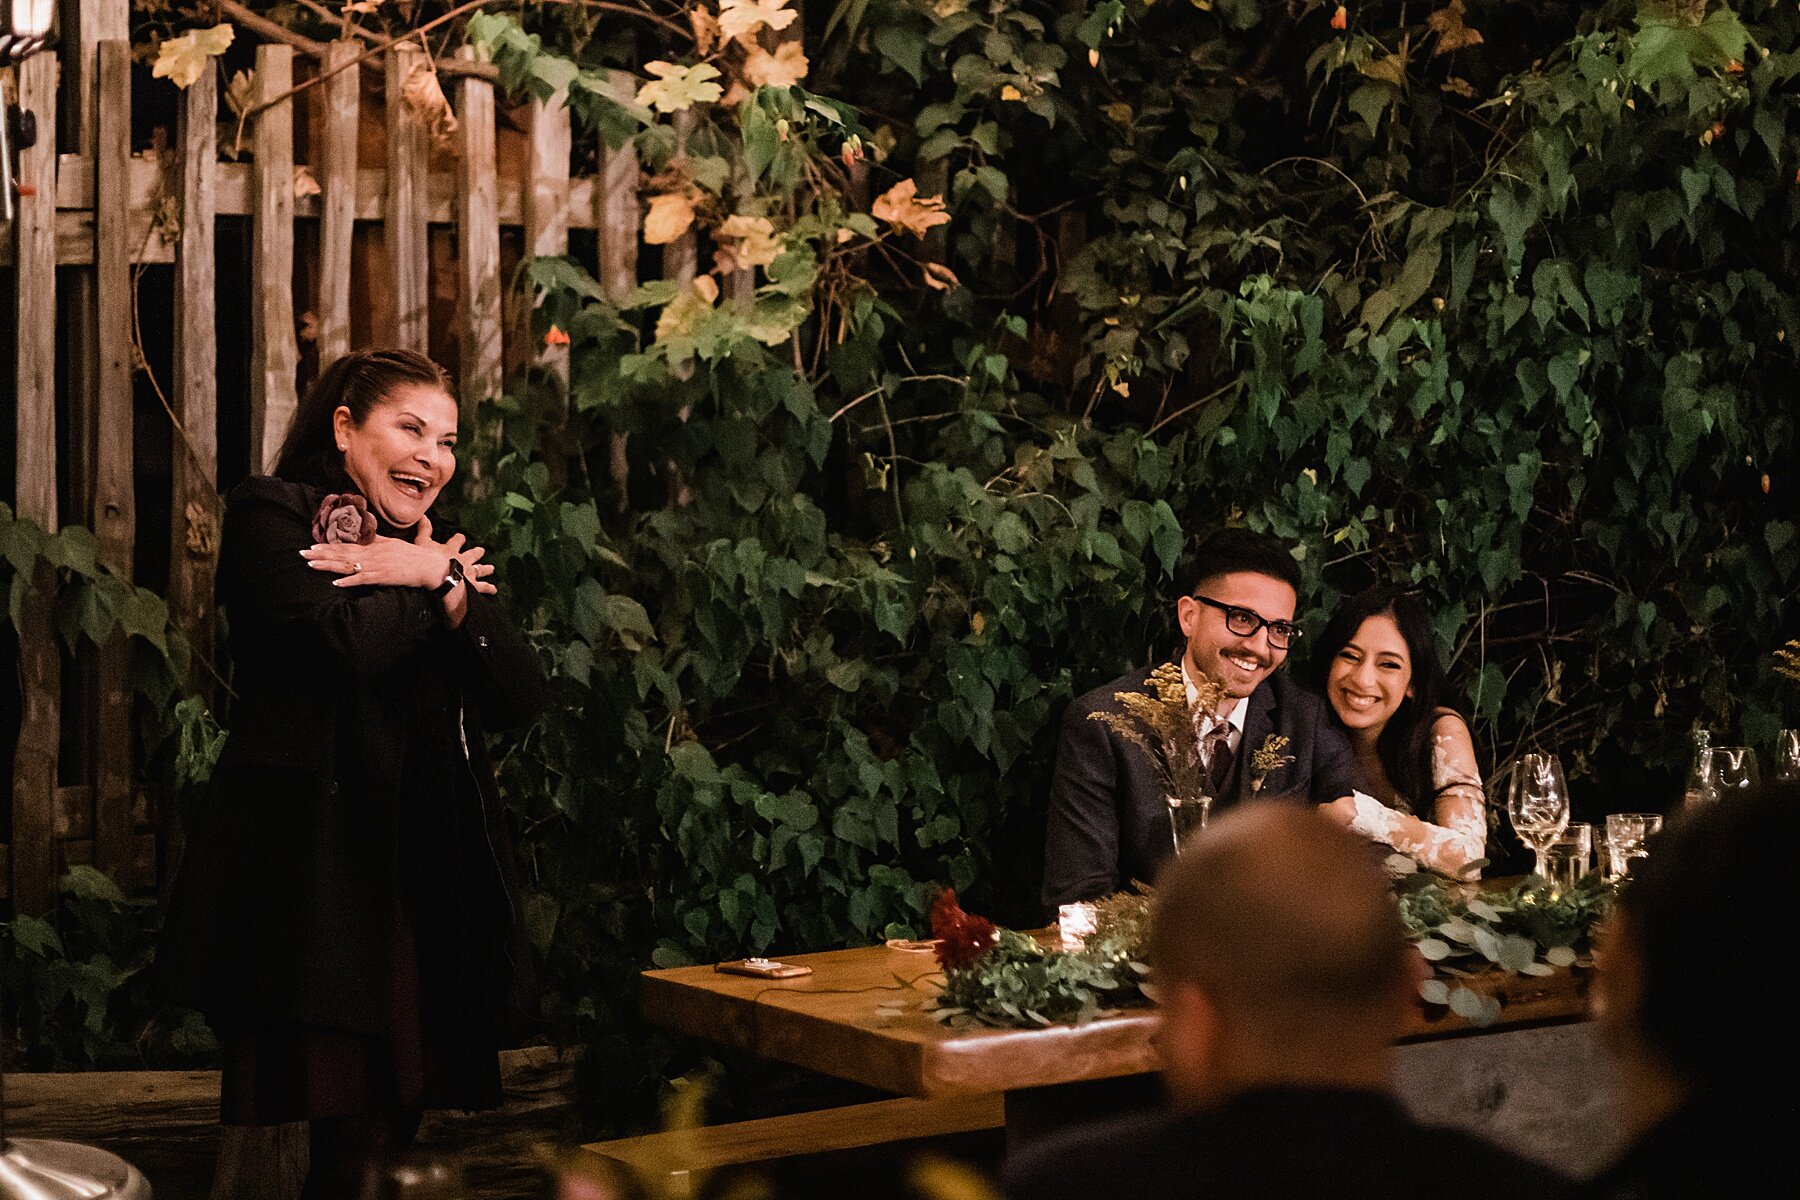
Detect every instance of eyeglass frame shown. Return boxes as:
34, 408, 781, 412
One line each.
1188, 594, 1304, 650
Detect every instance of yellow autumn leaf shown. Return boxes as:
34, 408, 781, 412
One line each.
1427, 0, 1485, 56
922, 262, 960, 291
1000, 85, 1024, 101
717, 215, 783, 269
689, 7, 721, 56
655, 275, 721, 343
635, 61, 724, 114
401, 61, 461, 154
224, 69, 256, 118
644, 192, 698, 245
743, 42, 809, 89
872, 178, 950, 238
718, 0, 798, 44
152, 24, 235, 91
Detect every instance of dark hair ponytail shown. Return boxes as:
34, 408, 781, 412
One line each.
1309, 585, 1464, 809
272, 348, 453, 486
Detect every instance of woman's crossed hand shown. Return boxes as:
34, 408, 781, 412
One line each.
301, 515, 498, 596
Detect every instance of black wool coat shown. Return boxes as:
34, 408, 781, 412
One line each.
155, 476, 545, 1035
1041, 667, 1366, 907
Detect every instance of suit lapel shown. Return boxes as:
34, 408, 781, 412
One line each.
1230, 681, 1280, 805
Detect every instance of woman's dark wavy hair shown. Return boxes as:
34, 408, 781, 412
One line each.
272, 348, 453, 487
1309, 585, 1465, 810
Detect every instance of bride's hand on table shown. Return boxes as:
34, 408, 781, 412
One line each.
1319, 796, 1360, 828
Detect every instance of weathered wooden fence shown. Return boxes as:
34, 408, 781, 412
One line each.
2, 5, 653, 915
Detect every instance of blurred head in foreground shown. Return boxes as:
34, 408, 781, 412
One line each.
1148, 800, 1417, 1109
1596, 779, 1800, 1135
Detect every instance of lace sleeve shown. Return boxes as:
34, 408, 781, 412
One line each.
1344, 715, 1487, 878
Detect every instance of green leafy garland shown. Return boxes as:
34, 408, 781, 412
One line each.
930, 877, 1610, 1031
1397, 873, 1613, 1027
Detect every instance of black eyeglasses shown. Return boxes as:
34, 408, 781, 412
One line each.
1190, 595, 1303, 649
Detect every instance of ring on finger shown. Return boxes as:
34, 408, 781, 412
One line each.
352, 561, 362, 573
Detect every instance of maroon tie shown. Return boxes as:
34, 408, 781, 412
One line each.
1208, 727, 1235, 795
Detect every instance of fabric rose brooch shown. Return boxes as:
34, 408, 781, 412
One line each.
312, 493, 378, 545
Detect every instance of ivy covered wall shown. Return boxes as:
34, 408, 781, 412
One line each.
440, 0, 1799, 1124
4, 0, 1797, 1124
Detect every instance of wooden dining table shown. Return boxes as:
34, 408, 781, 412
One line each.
638, 939, 1590, 1101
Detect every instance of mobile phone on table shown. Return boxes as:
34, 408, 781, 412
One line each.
715, 956, 813, 979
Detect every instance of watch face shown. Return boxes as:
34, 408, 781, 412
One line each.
448, 557, 466, 584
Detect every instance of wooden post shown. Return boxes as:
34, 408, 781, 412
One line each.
662, 114, 699, 286
385, 44, 430, 352
10, 52, 61, 917
60, 0, 129, 540
251, 44, 299, 473
318, 40, 360, 365
526, 87, 571, 389
596, 73, 641, 507
595, 76, 641, 306
454, 47, 502, 451
169, 64, 219, 688
92, 39, 138, 887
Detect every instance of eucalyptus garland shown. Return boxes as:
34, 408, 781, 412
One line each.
927, 875, 1610, 1031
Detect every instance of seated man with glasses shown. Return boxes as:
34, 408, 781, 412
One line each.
1043, 528, 1367, 906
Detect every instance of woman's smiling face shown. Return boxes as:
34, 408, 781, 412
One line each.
333, 384, 459, 529
1327, 613, 1414, 735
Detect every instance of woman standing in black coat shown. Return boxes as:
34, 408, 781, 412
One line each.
157, 348, 544, 1196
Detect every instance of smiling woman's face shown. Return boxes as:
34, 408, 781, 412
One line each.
333, 384, 458, 529
1327, 613, 1414, 736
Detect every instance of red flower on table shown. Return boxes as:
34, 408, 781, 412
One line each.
930, 889, 998, 971
312, 493, 378, 545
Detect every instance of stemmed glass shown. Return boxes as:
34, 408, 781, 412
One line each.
1508, 753, 1571, 879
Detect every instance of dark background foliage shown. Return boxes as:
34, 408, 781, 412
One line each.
449, 0, 1798, 1128
5, 0, 1797, 1130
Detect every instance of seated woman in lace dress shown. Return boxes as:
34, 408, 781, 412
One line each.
1311, 586, 1487, 877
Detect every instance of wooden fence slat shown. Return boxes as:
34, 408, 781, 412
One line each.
596, 77, 641, 305
663, 113, 699, 287
596, 74, 641, 506
527, 88, 572, 386
385, 44, 430, 352
170, 64, 219, 685
454, 47, 503, 443
11, 52, 62, 917
92, 38, 138, 887
251, 44, 300, 474
319, 39, 361, 365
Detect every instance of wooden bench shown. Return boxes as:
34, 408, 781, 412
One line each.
581, 1094, 1006, 1196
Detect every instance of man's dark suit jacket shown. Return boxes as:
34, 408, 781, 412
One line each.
1042, 667, 1364, 906
1581, 1099, 1793, 1199
1003, 1088, 1572, 1200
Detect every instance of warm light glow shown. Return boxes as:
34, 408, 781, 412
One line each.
8, 0, 54, 39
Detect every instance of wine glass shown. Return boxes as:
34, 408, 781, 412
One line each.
1774, 730, 1800, 783
1508, 753, 1570, 879
1701, 746, 1760, 801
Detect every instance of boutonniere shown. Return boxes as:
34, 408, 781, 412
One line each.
312, 492, 378, 545
1249, 734, 1295, 795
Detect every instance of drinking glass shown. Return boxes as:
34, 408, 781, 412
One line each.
1542, 839, 1588, 896
1508, 753, 1570, 879
1701, 745, 1760, 801
1775, 730, 1800, 783
1168, 794, 1212, 853
1603, 812, 1663, 881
